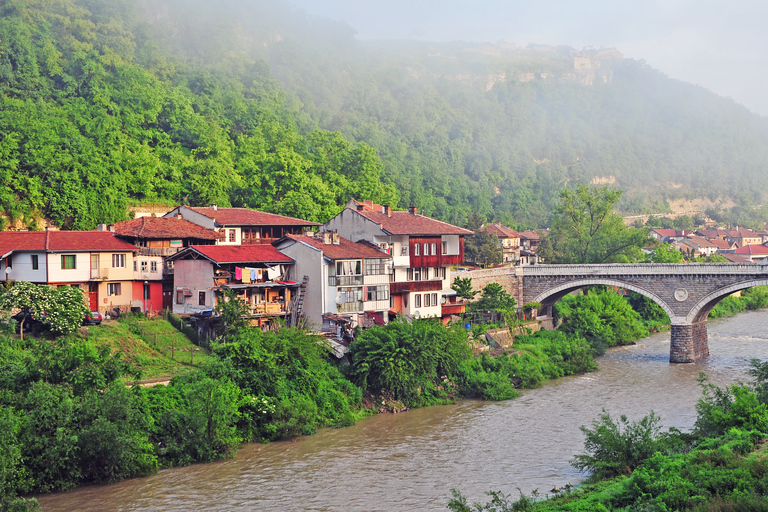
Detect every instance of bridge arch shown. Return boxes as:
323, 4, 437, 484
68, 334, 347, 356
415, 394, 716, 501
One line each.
687, 279, 768, 323
530, 278, 676, 320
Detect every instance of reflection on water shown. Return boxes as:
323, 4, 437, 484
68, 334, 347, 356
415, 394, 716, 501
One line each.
38, 311, 768, 512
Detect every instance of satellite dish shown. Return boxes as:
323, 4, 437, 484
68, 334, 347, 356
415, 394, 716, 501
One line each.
5, 267, 10, 274
414, 310, 420, 318
335, 295, 343, 305
441, 296, 447, 304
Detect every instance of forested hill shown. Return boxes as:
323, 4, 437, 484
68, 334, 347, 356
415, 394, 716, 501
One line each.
2, 0, 768, 231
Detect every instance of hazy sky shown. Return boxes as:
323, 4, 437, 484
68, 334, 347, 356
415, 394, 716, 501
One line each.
289, 0, 768, 117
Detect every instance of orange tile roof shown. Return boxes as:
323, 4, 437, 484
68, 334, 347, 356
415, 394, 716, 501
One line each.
348, 200, 472, 236
0, 230, 136, 257
285, 234, 390, 260
186, 207, 319, 227
183, 245, 294, 264
113, 217, 221, 240
481, 222, 521, 238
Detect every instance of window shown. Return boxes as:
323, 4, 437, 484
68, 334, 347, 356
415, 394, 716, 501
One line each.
229, 229, 236, 242
414, 268, 422, 281
400, 245, 408, 256
366, 285, 389, 302
61, 254, 76, 269
133, 261, 137, 271
198, 291, 206, 306
423, 243, 429, 256
434, 267, 446, 280
424, 293, 430, 307
31, 255, 38, 270
415, 294, 421, 308
442, 241, 447, 255
432, 293, 438, 306
407, 268, 414, 281
414, 243, 420, 256
403, 295, 408, 308
112, 254, 125, 268
365, 259, 385, 275
141, 261, 148, 272
151, 261, 158, 273
107, 283, 121, 296
431, 243, 437, 255
176, 290, 183, 304
144, 283, 151, 300
335, 260, 363, 285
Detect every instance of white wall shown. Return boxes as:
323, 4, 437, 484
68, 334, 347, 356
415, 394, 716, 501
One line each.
2, 252, 47, 283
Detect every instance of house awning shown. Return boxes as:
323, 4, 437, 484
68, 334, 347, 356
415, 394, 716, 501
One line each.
365, 311, 386, 326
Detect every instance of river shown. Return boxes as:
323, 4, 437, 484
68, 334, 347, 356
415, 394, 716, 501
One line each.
38, 310, 768, 511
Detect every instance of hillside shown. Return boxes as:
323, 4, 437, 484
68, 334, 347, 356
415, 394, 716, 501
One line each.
1, 0, 767, 230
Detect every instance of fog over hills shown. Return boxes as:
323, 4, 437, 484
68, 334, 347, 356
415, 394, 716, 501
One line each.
1, 0, 767, 230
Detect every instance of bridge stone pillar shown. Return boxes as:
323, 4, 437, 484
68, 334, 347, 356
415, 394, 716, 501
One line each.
669, 320, 709, 363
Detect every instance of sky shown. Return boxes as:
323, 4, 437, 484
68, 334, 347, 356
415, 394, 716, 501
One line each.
288, 0, 768, 117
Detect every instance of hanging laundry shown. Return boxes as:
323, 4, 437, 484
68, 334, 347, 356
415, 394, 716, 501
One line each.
251, 268, 257, 281
267, 266, 280, 280
257, 269, 263, 280
241, 267, 251, 283
235, 267, 242, 280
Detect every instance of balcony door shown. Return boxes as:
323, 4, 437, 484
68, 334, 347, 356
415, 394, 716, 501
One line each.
90, 254, 99, 279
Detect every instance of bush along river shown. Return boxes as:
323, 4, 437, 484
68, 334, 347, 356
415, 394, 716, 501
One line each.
36, 309, 768, 512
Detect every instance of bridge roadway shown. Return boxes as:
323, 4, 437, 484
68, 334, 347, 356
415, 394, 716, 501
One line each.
500, 262, 768, 363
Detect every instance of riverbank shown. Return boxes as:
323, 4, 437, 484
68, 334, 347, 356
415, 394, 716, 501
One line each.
34, 311, 768, 511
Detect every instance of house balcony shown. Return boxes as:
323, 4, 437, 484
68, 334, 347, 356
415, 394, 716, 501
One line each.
137, 247, 182, 257
250, 303, 289, 316
338, 301, 363, 314
90, 268, 109, 280
390, 280, 443, 294
441, 302, 466, 316
328, 275, 363, 286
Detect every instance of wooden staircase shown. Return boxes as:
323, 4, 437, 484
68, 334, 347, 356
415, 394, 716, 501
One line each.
289, 275, 309, 327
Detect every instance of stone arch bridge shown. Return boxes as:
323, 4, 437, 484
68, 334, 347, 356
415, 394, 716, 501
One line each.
470, 263, 768, 363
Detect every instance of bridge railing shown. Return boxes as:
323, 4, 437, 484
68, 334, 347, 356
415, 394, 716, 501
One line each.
522, 262, 767, 276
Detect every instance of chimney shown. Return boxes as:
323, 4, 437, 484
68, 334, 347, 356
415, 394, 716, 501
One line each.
332, 232, 340, 245
211, 204, 218, 211
384, 205, 392, 217
323, 231, 333, 245
408, 205, 418, 216
96, 223, 107, 231
305, 230, 315, 238
176, 213, 182, 219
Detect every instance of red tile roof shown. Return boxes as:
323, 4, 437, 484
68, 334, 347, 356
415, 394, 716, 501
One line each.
710, 239, 735, 250
285, 234, 390, 260
722, 253, 751, 263
482, 222, 521, 239
347, 201, 472, 236
186, 207, 319, 227
185, 245, 294, 264
734, 244, 768, 255
695, 229, 729, 239
0, 230, 136, 256
520, 230, 542, 240
113, 217, 221, 240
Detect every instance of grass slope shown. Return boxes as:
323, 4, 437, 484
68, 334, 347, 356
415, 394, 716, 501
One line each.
84, 316, 213, 381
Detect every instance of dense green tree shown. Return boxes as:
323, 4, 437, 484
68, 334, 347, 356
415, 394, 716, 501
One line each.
539, 186, 649, 264
650, 243, 684, 263
470, 283, 517, 313
451, 276, 477, 301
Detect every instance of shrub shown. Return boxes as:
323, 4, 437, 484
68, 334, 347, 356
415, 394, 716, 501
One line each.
572, 409, 683, 479
348, 318, 471, 407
